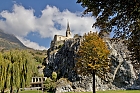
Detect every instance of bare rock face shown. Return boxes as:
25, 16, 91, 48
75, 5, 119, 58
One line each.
56, 78, 73, 93
105, 39, 136, 88
43, 37, 140, 92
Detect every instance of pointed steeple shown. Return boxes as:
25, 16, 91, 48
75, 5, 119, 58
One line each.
67, 21, 70, 31
66, 21, 72, 38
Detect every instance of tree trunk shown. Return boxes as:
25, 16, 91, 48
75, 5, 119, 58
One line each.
92, 70, 96, 93
1, 89, 5, 93
16, 88, 19, 93
10, 86, 13, 93
42, 77, 44, 93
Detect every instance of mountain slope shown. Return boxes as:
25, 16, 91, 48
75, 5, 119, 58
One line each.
0, 29, 26, 50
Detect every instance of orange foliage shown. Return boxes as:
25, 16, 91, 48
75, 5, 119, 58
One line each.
76, 31, 110, 78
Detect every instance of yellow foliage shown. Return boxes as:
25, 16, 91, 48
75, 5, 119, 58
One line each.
76, 31, 110, 78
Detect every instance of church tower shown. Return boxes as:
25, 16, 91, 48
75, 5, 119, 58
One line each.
66, 22, 72, 38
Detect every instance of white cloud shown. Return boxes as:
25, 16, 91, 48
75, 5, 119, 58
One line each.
0, 4, 36, 36
17, 37, 48, 50
0, 4, 96, 49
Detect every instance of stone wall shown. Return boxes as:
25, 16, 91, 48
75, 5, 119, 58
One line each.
54, 35, 70, 42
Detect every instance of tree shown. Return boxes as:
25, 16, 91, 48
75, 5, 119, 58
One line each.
1, 50, 37, 93
0, 53, 11, 93
77, 0, 140, 68
75, 32, 110, 93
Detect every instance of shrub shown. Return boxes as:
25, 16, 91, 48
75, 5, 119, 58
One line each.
51, 72, 57, 81
44, 78, 56, 92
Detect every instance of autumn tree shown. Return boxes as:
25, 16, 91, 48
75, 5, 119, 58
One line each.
76, 0, 140, 68
76, 32, 110, 93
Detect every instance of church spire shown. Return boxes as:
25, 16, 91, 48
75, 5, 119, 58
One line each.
66, 21, 72, 37
67, 21, 70, 31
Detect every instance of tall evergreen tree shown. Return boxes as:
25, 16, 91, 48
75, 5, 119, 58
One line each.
75, 32, 110, 93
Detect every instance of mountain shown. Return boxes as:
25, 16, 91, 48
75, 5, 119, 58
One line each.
0, 29, 27, 50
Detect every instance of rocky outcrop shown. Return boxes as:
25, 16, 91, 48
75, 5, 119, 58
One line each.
43, 36, 140, 92
44, 36, 82, 81
105, 39, 136, 88
56, 78, 73, 93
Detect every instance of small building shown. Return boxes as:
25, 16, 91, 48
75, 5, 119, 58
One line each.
30, 77, 47, 87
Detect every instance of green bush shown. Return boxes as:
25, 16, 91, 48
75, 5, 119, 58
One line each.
51, 72, 57, 81
44, 78, 56, 92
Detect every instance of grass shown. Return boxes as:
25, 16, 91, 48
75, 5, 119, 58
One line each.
19, 90, 52, 93
19, 90, 43, 93
19, 90, 140, 93
67, 90, 140, 93
97, 90, 140, 93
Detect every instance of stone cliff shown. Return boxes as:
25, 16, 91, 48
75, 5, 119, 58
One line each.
43, 36, 140, 92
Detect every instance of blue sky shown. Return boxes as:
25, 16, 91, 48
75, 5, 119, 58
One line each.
0, 0, 96, 50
